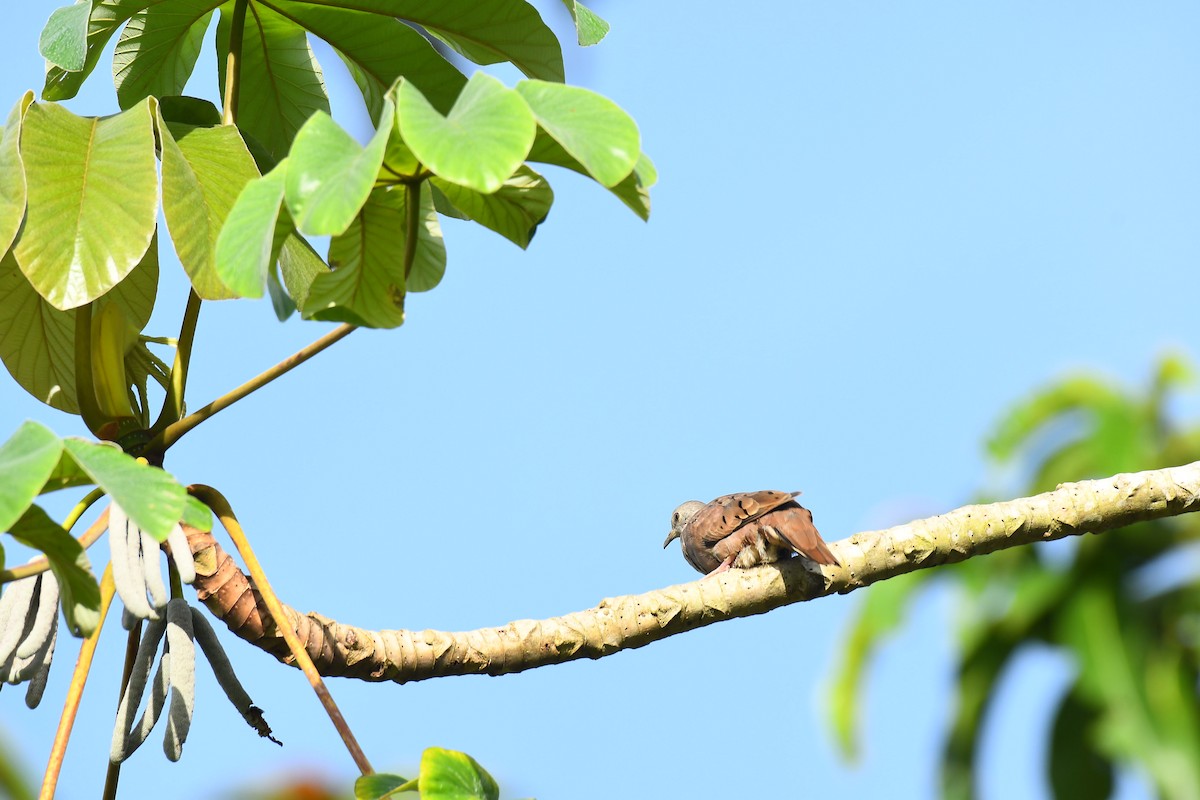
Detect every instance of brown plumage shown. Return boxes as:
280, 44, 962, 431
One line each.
663, 490, 839, 576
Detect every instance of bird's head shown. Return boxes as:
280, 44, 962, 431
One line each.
663, 500, 706, 548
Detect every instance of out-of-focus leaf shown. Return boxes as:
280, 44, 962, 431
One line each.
420, 747, 499, 800
284, 101, 394, 236
277, 232, 328, 313
112, 0, 216, 108
39, 1, 92, 72
397, 74, 535, 195
182, 495, 212, 532
60, 439, 185, 542
828, 571, 931, 759
216, 2, 329, 161
516, 80, 639, 188
161, 120, 260, 299
8, 504, 100, 636
0, 92, 34, 257
1048, 690, 1114, 800
0, 422, 63, 533
431, 166, 552, 249
13, 99, 157, 310
941, 627, 1020, 800
1059, 582, 1200, 799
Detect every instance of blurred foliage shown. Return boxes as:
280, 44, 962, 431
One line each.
830, 353, 1200, 800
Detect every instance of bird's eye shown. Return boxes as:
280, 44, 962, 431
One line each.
672, 512, 680, 524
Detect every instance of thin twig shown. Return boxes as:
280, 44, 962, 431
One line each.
149, 324, 356, 453
39, 566, 115, 800
189, 485, 373, 776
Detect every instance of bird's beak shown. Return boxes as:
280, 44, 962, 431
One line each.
663, 530, 680, 549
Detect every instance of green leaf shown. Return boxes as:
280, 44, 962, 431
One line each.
274, 0, 465, 121
397, 74, 535, 194
0, 92, 34, 257
160, 118, 260, 299
559, 0, 609, 46
113, 0, 217, 109
420, 748, 499, 800
42, 0, 153, 101
827, 571, 931, 760
13, 99, 157, 310
0, 422, 64, 533
306, 187, 410, 328
432, 165, 552, 248
331, 0, 563, 81
284, 101, 395, 236
60, 439, 185, 542
354, 773, 414, 800
277, 232, 327, 312
157, 95, 222, 127
0, 242, 157, 414
516, 80, 638, 187
1058, 582, 1200, 799
40, 1, 93, 72
267, 265, 296, 321
527, 133, 653, 220
8, 505, 100, 637
215, 164, 288, 300
182, 495, 213, 532
216, 2, 329, 161
1048, 691, 1114, 800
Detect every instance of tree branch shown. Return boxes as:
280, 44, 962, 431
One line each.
183, 462, 1200, 684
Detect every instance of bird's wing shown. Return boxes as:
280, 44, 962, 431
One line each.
690, 490, 799, 547
763, 504, 840, 566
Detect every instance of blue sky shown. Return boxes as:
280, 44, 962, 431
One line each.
2, 2, 1198, 798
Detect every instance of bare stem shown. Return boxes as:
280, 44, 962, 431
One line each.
150, 290, 203, 442
149, 323, 356, 453
189, 484, 373, 776
222, 0, 248, 126
101, 619, 143, 800
39, 566, 115, 800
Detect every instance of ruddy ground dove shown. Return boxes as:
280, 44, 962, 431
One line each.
663, 490, 840, 576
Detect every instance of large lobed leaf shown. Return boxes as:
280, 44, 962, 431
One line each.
159, 115, 260, 299
0, 240, 158, 414
272, 0, 465, 120
397, 73, 535, 195
113, 0, 219, 109
13, 98, 158, 310
284, 99, 395, 236
305, 183, 444, 327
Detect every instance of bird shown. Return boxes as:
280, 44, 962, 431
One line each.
663, 490, 840, 576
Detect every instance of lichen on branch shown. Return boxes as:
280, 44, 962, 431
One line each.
184, 462, 1200, 684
